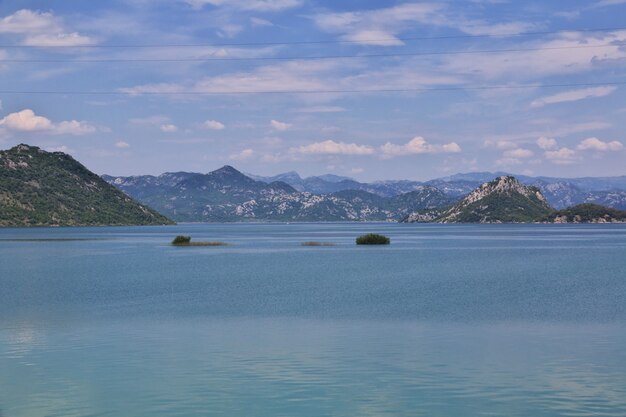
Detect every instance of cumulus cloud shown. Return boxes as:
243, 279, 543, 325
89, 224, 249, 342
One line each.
530, 86, 617, 108
160, 124, 178, 132
293, 140, 375, 155
544, 147, 579, 164
0, 109, 96, 135
380, 136, 461, 157
536, 137, 558, 150
576, 137, 624, 151
270, 119, 291, 131
204, 120, 225, 130
115, 141, 130, 148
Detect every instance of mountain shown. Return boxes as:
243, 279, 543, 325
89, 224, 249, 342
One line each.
405, 176, 554, 223
543, 204, 626, 223
105, 167, 453, 222
0, 144, 173, 227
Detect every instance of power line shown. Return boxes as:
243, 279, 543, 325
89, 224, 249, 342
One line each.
2, 42, 624, 63
1, 27, 625, 49
0, 81, 624, 96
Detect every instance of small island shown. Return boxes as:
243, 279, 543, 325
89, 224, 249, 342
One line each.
171, 236, 227, 246
356, 233, 390, 245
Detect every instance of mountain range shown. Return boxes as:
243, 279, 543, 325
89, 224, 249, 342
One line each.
1, 143, 624, 226
103, 166, 452, 222
249, 170, 626, 209
104, 165, 626, 223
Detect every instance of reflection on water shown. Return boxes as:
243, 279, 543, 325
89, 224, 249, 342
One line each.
1, 223, 626, 416
2, 319, 626, 417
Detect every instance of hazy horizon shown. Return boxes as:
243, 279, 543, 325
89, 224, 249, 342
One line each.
0, 1, 625, 181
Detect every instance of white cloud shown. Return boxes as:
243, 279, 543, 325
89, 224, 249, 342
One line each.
204, 120, 225, 130
313, 3, 536, 48
544, 147, 579, 164
55, 120, 97, 135
229, 148, 255, 160
160, 124, 178, 132
186, 0, 302, 12
293, 140, 375, 155
536, 137, 558, 150
119, 57, 460, 99
530, 86, 617, 108
590, 0, 626, 8
115, 141, 130, 148
443, 30, 626, 81
270, 119, 291, 131
0, 109, 96, 135
0, 9, 95, 46
341, 29, 403, 46
0, 109, 52, 131
484, 139, 516, 149
129, 115, 170, 125
313, 4, 442, 46
503, 148, 534, 158
250, 17, 273, 27
576, 137, 624, 151
380, 136, 461, 157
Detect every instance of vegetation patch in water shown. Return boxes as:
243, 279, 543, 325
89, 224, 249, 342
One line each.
356, 233, 390, 245
171, 236, 227, 246
301, 241, 336, 246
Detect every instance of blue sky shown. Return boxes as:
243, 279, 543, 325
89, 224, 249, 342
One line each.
0, 0, 625, 180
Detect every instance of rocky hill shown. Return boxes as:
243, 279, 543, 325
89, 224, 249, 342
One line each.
404, 176, 554, 223
0, 144, 173, 227
104, 167, 453, 222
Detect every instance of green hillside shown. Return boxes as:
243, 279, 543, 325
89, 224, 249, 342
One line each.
0, 144, 173, 227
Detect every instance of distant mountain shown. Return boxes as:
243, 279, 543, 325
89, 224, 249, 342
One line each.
0, 144, 173, 227
105, 167, 452, 222
543, 204, 626, 223
404, 176, 553, 223
250, 170, 626, 209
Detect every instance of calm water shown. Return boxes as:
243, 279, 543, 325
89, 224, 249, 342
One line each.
1, 223, 625, 416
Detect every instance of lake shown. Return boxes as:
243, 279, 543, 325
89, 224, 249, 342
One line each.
1, 223, 625, 416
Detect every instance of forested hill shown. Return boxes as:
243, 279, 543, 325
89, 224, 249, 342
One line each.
0, 144, 173, 227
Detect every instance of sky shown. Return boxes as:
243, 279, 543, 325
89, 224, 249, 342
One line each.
0, 0, 625, 181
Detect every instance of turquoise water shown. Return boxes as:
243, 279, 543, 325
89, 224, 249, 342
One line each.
1, 223, 625, 416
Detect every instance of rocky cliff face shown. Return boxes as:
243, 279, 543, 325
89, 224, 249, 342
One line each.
0, 144, 173, 226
